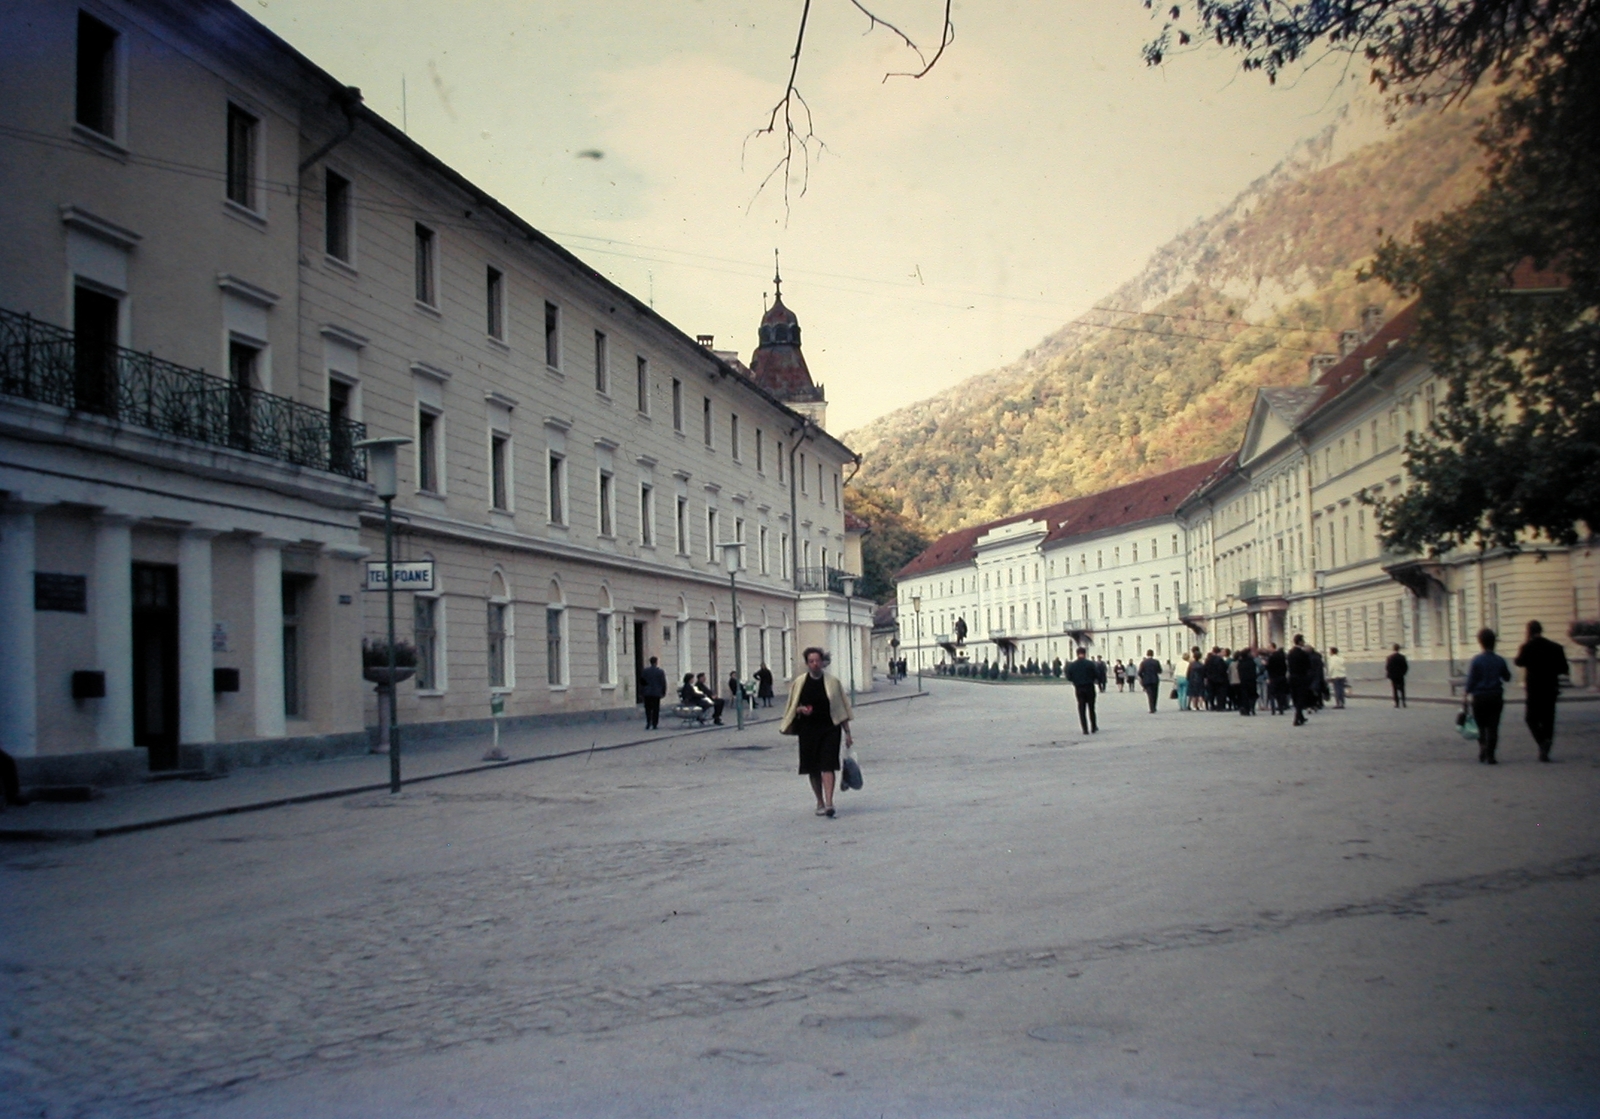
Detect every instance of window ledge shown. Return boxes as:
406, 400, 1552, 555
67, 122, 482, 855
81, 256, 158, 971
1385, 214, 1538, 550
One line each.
547, 684, 569, 692
636, 411, 652, 421
324, 254, 359, 279
223, 198, 267, 230
547, 520, 570, 530
490, 685, 515, 695
545, 364, 563, 379
489, 507, 516, 520
414, 489, 447, 501
597, 532, 617, 541
415, 689, 447, 698
72, 123, 129, 161
486, 335, 510, 352
414, 300, 442, 319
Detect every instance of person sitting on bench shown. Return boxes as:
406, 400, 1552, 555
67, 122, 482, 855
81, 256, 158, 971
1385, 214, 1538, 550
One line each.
694, 672, 725, 725
679, 674, 716, 723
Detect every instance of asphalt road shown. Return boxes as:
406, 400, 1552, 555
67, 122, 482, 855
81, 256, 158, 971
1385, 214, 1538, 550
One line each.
4, 681, 1598, 1118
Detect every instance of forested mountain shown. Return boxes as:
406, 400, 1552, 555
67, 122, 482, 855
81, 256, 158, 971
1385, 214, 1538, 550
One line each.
845, 91, 1489, 537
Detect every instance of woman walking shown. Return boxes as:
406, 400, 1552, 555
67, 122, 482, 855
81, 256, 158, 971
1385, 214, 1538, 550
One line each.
1176, 653, 1192, 710
780, 647, 854, 818
1465, 628, 1512, 765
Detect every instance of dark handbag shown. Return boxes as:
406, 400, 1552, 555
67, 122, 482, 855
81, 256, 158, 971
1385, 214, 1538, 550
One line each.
1168, 687, 1178, 699
841, 750, 863, 791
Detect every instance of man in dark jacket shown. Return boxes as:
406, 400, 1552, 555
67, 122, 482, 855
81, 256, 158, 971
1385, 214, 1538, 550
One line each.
1236, 648, 1259, 716
1093, 656, 1108, 692
1265, 643, 1289, 715
1066, 648, 1099, 734
1287, 635, 1313, 726
639, 656, 668, 729
1385, 645, 1409, 707
1204, 648, 1229, 710
1514, 620, 1569, 761
1137, 650, 1163, 713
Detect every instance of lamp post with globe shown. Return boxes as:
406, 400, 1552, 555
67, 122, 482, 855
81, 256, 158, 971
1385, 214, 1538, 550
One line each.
354, 435, 411, 794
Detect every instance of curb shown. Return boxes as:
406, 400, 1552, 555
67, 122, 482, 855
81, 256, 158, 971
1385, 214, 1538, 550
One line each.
0, 689, 928, 842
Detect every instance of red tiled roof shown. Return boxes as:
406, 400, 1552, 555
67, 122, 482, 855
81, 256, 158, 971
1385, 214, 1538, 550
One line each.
1302, 300, 1421, 419
896, 456, 1229, 580
844, 511, 869, 532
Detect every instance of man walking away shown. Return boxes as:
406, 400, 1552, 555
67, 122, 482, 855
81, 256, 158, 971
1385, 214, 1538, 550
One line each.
1204, 648, 1229, 710
1287, 635, 1312, 726
1327, 646, 1349, 708
1515, 620, 1569, 762
1066, 648, 1099, 734
1266, 643, 1288, 715
639, 656, 668, 729
1138, 650, 1163, 713
1465, 628, 1512, 764
1236, 648, 1259, 716
1308, 646, 1328, 710
1094, 656, 1108, 693
1385, 645, 1409, 707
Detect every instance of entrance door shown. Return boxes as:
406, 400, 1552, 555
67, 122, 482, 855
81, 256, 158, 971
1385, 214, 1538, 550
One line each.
633, 620, 646, 704
132, 563, 180, 769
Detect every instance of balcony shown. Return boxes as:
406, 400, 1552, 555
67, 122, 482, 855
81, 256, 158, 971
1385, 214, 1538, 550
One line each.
0, 307, 367, 480
1238, 577, 1285, 601
796, 565, 854, 594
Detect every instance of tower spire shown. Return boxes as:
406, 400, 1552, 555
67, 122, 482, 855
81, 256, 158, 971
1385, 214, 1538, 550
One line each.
772, 248, 782, 301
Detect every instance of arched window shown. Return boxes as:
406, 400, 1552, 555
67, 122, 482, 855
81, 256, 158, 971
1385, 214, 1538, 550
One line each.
596, 585, 615, 687
488, 569, 513, 690
546, 578, 567, 687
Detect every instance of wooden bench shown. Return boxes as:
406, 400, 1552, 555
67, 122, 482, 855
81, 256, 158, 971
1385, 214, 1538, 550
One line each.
668, 703, 711, 726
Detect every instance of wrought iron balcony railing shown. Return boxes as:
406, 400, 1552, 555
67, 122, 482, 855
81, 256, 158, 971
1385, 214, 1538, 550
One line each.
0, 307, 367, 480
796, 565, 853, 594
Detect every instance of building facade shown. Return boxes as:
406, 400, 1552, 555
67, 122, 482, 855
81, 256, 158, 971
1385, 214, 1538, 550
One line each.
897, 303, 1596, 686
0, 0, 864, 781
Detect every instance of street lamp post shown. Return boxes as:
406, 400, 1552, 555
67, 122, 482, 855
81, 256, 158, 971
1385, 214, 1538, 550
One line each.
719, 541, 745, 731
840, 575, 856, 702
355, 436, 411, 794
911, 594, 923, 693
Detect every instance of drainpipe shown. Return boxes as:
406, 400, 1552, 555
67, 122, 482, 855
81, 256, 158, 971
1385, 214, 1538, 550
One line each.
788, 420, 810, 594
299, 86, 364, 174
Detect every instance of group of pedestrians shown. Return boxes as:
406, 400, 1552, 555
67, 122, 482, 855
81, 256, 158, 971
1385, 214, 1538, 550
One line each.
1464, 621, 1569, 764
635, 658, 777, 730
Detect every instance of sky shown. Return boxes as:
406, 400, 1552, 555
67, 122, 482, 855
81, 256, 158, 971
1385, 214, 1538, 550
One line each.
250, 0, 1356, 436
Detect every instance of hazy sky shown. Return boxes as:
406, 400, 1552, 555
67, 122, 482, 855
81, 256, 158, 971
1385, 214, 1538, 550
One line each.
251, 0, 1355, 435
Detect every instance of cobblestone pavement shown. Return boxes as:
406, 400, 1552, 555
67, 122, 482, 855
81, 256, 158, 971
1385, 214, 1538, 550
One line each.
3, 684, 1599, 1118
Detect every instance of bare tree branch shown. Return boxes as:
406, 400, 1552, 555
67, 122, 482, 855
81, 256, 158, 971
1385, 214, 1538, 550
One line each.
747, 0, 955, 217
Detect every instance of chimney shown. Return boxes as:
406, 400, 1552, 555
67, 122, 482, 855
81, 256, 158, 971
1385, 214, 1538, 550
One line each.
1360, 305, 1384, 338
696, 334, 715, 348
1308, 353, 1339, 382
1339, 329, 1363, 356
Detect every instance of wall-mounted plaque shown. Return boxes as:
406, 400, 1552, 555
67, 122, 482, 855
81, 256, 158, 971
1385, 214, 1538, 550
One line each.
35, 573, 87, 613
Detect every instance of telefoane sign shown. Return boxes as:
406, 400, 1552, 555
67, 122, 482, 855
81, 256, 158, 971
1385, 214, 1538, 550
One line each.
365, 560, 436, 593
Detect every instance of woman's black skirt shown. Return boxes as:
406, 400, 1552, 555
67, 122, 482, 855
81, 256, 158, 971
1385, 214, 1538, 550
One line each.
797, 724, 842, 774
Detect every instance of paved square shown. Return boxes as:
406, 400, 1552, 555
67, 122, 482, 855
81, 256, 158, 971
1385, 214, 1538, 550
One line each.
4, 682, 1599, 1118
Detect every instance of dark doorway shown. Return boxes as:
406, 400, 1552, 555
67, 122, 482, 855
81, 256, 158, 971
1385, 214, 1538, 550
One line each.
227, 338, 259, 451
708, 621, 719, 689
633, 620, 647, 705
73, 284, 119, 416
132, 563, 180, 769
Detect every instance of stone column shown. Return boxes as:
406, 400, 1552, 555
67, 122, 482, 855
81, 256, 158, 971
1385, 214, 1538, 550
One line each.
92, 514, 135, 752
251, 537, 286, 739
0, 503, 42, 757
178, 528, 220, 746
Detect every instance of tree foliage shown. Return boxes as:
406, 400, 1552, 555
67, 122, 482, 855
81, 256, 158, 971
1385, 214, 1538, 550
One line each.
844, 483, 933, 602
1148, 1, 1600, 551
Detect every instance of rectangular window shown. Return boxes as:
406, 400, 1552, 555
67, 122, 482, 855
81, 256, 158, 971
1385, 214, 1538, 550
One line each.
417, 408, 439, 493
672, 378, 684, 431
487, 602, 509, 688
598, 470, 615, 536
778, 443, 785, 483
730, 414, 740, 459
735, 517, 746, 568
593, 331, 609, 393
1152, 583, 1161, 611
1132, 588, 1142, 615
759, 525, 769, 574
282, 577, 305, 717
833, 472, 840, 510
226, 104, 258, 209
225, 340, 260, 447
547, 452, 565, 524
756, 429, 764, 473
324, 169, 351, 261
414, 596, 438, 690
544, 301, 560, 368
706, 508, 719, 561
72, 285, 119, 416
636, 356, 649, 413
545, 607, 564, 685
597, 612, 613, 685
675, 496, 688, 555
639, 483, 654, 545
703, 397, 713, 447
486, 267, 505, 340
414, 224, 436, 305
490, 432, 509, 510
781, 533, 790, 579
76, 12, 118, 137
799, 453, 807, 493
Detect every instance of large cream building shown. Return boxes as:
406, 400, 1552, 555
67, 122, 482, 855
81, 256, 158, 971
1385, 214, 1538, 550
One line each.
897, 304, 1597, 686
0, 0, 865, 783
